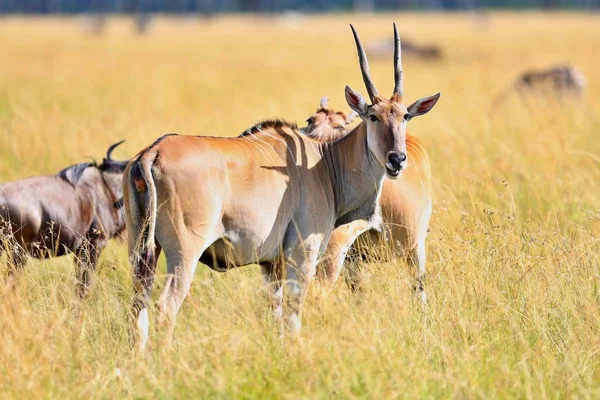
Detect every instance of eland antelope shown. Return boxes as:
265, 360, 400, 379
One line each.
123, 23, 440, 352
304, 97, 432, 304
0, 141, 129, 297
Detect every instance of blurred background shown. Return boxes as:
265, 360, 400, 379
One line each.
1, 0, 599, 14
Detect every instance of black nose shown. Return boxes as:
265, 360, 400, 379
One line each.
387, 152, 407, 169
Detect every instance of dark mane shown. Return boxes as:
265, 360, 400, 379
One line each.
57, 162, 96, 186
239, 119, 299, 137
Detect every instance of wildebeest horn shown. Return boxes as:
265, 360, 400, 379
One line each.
350, 24, 379, 102
106, 140, 125, 161
101, 140, 129, 170
393, 23, 404, 99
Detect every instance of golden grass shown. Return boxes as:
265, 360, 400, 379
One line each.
1, 12, 600, 398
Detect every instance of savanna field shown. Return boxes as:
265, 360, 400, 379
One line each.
0, 12, 599, 398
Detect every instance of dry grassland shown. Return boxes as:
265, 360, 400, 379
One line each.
0, 12, 599, 399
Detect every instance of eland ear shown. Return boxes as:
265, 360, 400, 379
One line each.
345, 85, 368, 118
319, 96, 329, 109
407, 92, 441, 118
345, 111, 359, 125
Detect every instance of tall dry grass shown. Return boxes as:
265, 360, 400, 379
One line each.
0, 13, 599, 398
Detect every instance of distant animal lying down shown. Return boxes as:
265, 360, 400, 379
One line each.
494, 64, 587, 105
0, 141, 129, 297
366, 38, 442, 60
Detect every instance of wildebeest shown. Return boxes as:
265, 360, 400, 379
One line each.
494, 64, 587, 106
0, 141, 129, 297
124, 23, 440, 352
303, 97, 433, 305
366, 37, 442, 60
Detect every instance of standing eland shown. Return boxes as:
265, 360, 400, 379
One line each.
303, 97, 433, 305
0, 141, 129, 297
123, 23, 440, 352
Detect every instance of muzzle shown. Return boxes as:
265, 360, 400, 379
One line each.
385, 151, 407, 178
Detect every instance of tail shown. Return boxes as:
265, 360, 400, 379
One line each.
126, 150, 158, 276
139, 153, 157, 254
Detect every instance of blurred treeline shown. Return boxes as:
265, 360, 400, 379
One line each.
1, 0, 599, 14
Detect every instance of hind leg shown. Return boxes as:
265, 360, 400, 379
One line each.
131, 241, 161, 353
156, 235, 209, 350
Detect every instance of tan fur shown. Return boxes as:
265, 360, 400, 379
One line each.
125, 124, 389, 351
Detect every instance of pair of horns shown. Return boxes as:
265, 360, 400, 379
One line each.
351, 23, 403, 102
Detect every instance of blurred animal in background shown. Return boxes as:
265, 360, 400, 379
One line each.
0, 141, 129, 297
303, 97, 433, 305
494, 64, 587, 106
135, 13, 153, 34
366, 37, 442, 60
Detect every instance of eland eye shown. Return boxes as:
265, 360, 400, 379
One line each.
306, 118, 314, 125
368, 115, 379, 123
403, 113, 411, 121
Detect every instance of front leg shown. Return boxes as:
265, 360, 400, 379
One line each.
75, 226, 107, 298
282, 232, 323, 335
316, 220, 372, 290
260, 262, 284, 336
